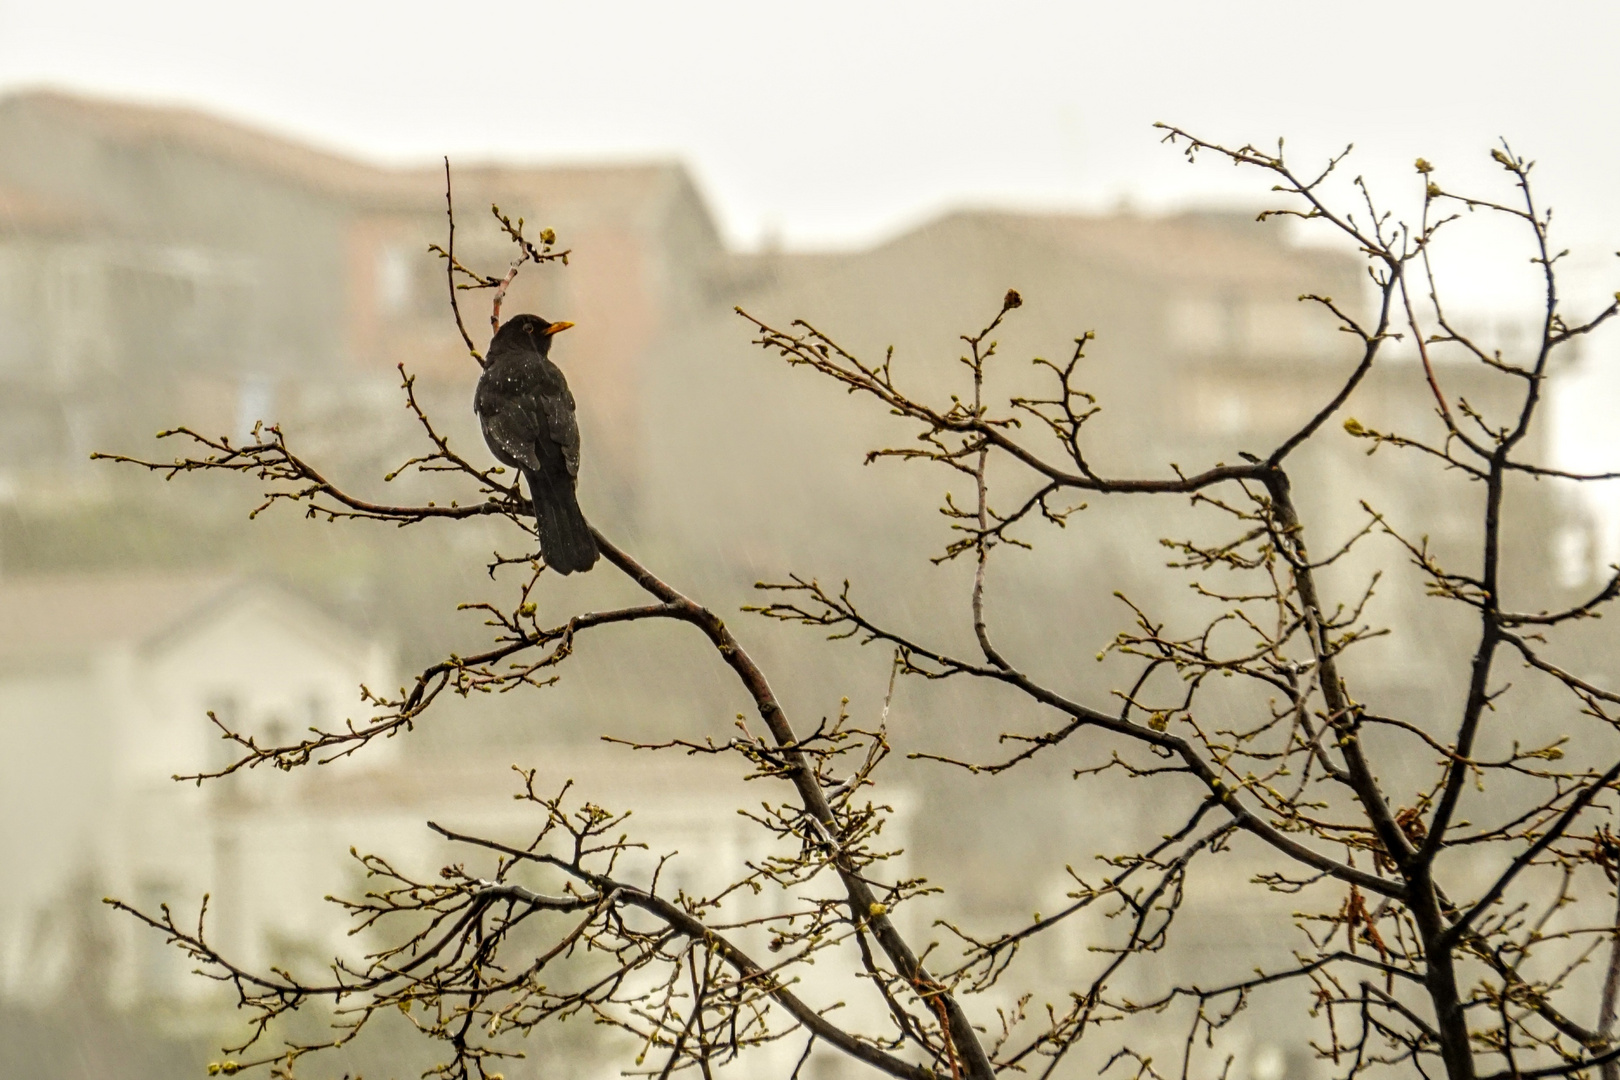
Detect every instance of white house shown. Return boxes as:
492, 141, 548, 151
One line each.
0, 570, 920, 1080
0, 573, 393, 1006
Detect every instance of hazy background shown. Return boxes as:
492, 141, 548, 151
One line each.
1, 1, 1616, 256
2, 3, 1619, 1078
7, 0, 1617, 468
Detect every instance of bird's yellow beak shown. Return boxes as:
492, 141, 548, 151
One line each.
542, 321, 575, 335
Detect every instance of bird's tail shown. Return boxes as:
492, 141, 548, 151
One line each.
524, 469, 599, 574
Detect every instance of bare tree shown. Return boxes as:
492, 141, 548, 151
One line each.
97, 133, 1620, 1080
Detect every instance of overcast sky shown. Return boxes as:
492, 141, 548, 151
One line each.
2, 2, 1616, 261
3, 0, 1619, 512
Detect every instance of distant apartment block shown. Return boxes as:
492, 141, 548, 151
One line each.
0, 90, 1402, 517
0, 90, 723, 510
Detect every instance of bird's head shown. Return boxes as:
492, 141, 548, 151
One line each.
492, 313, 575, 355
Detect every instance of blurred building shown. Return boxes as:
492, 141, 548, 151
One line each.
0, 569, 899, 1080
0, 574, 391, 1003
0, 90, 1563, 585
0, 89, 723, 515
639, 203, 1576, 1078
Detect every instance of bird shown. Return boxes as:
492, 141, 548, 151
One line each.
475, 314, 599, 574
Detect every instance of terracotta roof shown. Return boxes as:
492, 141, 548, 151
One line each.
0, 89, 702, 220
0, 183, 94, 236
890, 208, 1352, 290
1, 89, 402, 201
408, 160, 699, 215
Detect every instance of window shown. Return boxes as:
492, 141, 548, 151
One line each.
376, 246, 413, 314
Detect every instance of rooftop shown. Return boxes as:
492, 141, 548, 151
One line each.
0, 89, 708, 221
0, 572, 369, 665
0, 182, 94, 237
0, 572, 238, 661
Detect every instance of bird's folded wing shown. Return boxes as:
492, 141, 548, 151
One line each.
478, 403, 545, 473
539, 389, 582, 478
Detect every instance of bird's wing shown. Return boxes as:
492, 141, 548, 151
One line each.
537, 379, 583, 479
477, 395, 545, 474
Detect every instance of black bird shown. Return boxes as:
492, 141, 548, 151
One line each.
475, 314, 599, 574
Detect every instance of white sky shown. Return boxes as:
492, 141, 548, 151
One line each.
1, 2, 1615, 257
3, 0, 1619, 526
